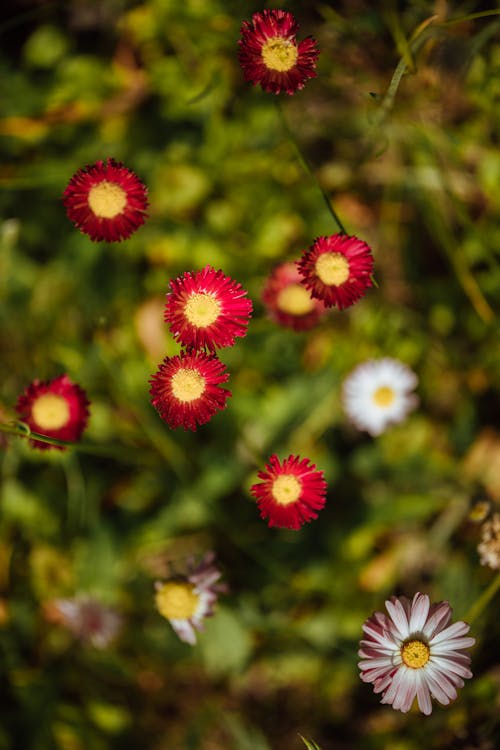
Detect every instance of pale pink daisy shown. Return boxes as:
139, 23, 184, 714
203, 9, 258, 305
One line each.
359, 592, 475, 715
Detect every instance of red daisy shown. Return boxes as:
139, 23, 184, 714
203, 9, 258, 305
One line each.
165, 266, 253, 352
250, 454, 327, 530
15, 374, 90, 450
238, 9, 319, 95
149, 351, 231, 431
297, 234, 374, 310
261, 261, 326, 331
63, 158, 148, 242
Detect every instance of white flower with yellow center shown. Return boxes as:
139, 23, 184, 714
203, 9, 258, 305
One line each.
154, 552, 226, 645
359, 593, 475, 715
342, 357, 418, 436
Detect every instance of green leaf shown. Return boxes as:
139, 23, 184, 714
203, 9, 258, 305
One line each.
299, 736, 323, 750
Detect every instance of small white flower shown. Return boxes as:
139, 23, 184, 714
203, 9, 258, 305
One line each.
358, 592, 475, 715
50, 595, 122, 649
155, 552, 226, 645
342, 357, 418, 436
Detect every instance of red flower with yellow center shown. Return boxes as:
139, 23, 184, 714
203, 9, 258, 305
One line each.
238, 9, 319, 95
149, 351, 231, 430
262, 261, 326, 331
297, 234, 374, 309
165, 266, 252, 351
15, 374, 90, 450
250, 454, 327, 529
63, 158, 148, 242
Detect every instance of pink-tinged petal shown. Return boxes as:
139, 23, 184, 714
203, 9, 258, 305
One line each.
415, 671, 433, 715
170, 619, 197, 645
392, 669, 418, 713
431, 620, 471, 644
385, 598, 410, 639
424, 667, 457, 705
409, 593, 430, 632
422, 601, 452, 639
358, 656, 395, 671
373, 670, 397, 693
430, 654, 472, 678
359, 664, 395, 683
432, 636, 476, 652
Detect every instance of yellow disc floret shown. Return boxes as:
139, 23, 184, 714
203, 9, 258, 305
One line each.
261, 37, 298, 72
276, 284, 315, 316
372, 385, 395, 408
32, 393, 70, 430
315, 253, 350, 286
184, 293, 221, 328
401, 639, 430, 669
171, 368, 206, 403
272, 474, 302, 506
155, 581, 199, 620
88, 181, 127, 218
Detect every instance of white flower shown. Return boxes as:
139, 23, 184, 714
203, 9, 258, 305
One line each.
155, 552, 226, 645
50, 595, 122, 649
342, 357, 418, 436
358, 592, 475, 715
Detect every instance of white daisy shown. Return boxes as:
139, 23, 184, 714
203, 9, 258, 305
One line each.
154, 552, 226, 645
358, 592, 475, 715
342, 357, 418, 436
49, 595, 122, 649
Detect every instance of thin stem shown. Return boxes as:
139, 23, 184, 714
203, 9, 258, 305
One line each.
442, 9, 500, 27
276, 101, 347, 235
464, 571, 500, 624
0, 420, 151, 463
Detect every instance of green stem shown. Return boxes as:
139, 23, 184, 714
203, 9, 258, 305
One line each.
464, 571, 500, 624
276, 101, 347, 235
442, 9, 500, 27
0, 420, 150, 463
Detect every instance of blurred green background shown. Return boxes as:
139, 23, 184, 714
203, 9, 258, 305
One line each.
1, 0, 499, 748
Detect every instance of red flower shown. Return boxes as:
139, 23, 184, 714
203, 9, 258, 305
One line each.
297, 234, 374, 310
63, 158, 148, 242
238, 9, 319, 95
149, 351, 231, 431
15, 375, 90, 450
250, 454, 327, 530
165, 266, 252, 352
262, 261, 326, 331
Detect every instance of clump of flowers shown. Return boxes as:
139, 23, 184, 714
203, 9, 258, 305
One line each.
165, 265, 252, 352
359, 592, 475, 715
155, 552, 226, 645
45, 595, 122, 649
238, 9, 319, 95
250, 454, 327, 530
15, 374, 90, 450
477, 512, 500, 570
297, 234, 374, 310
342, 357, 418, 436
149, 351, 231, 431
261, 261, 327, 331
63, 158, 148, 242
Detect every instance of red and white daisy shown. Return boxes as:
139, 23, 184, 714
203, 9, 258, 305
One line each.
155, 552, 226, 645
359, 592, 475, 715
250, 454, 327, 530
297, 234, 374, 310
261, 261, 326, 331
238, 9, 319, 95
149, 351, 231, 431
165, 266, 253, 352
63, 158, 148, 242
15, 374, 90, 450
45, 595, 122, 649
342, 357, 418, 436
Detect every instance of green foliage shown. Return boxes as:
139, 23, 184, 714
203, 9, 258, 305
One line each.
1, 1, 500, 749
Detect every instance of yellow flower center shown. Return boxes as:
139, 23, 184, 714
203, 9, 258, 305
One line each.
31, 393, 70, 430
261, 37, 298, 72
87, 181, 127, 218
315, 253, 350, 286
171, 368, 205, 403
272, 474, 302, 506
155, 581, 199, 620
401, 639, 430, 669
372, 385, 395, 407
184, 292, 221, 328
276, 284, 315, 316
